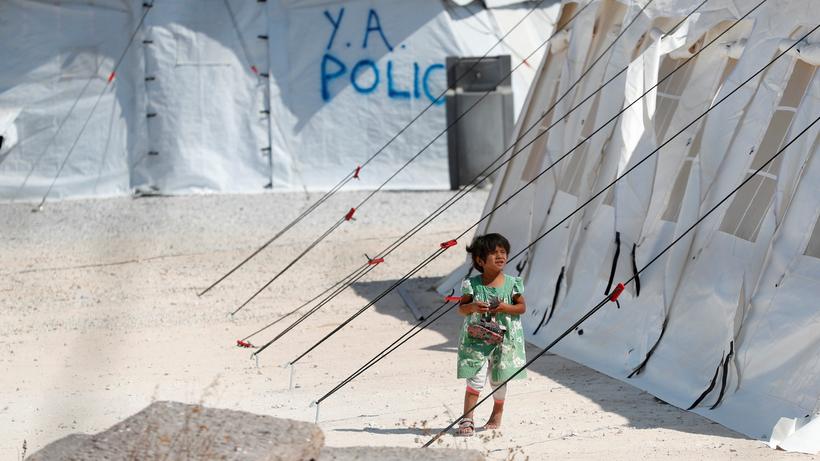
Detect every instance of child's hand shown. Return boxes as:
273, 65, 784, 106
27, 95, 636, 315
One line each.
473, 301, 491, 314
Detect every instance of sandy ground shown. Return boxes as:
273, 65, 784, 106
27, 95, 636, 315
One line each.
1, 190, 817, 461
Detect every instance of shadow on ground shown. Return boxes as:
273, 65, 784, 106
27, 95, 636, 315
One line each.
349, 276, 749, 441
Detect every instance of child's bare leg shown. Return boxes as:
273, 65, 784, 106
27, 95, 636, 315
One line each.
484, 380, 506, 430
458, 390, 479, 435
463, 390, 479, 419
485, 400, 504, 429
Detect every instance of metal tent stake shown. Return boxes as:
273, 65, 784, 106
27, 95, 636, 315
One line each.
281, 362, 295, 390
310, 400, 320, 424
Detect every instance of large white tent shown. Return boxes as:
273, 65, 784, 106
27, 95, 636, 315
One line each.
440, 0, 820, 453
0, 0, 560, 201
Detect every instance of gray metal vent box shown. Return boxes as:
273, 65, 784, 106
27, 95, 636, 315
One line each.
445, 55, 514, 190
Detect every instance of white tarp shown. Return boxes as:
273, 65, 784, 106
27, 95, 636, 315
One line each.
440, 0, 820, 453
0, 0, 140, 201
0, 0, 559, 200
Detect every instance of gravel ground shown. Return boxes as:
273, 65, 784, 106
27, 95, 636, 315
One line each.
1, 190, 816, 460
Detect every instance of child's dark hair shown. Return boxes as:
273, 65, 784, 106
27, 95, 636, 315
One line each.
466, 233, 511, 273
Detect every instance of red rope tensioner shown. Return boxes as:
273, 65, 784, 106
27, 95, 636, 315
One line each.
354, 165, 361, 179
107, 71, 116, 83
236, 339, 256, 348
344, 207, 356, 221
445, 295, 462, 302
440, 239, 458, 249
367, 257, 385, 266
609, 283, 625, 302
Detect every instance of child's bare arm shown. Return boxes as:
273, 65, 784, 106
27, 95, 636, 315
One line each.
458, 294, 491, 316
496, 293, 526, 315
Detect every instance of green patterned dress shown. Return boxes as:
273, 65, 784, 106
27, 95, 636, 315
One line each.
457, 274, 527, 382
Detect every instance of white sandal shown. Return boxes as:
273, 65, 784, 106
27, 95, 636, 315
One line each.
455, 417, 475, 437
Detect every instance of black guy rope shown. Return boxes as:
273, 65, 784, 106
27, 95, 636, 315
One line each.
315, 296, 460, 405
282, 0, 746, 366
222, 0, 259, 75
280, 248, 448, 363
229, 212, 351, 316
199, 0, 585, 297
423, 108, 820, 447
238, 265, 366, 346
251, 261, 374, 356
244, 0, 659, 346
13, 2, 155, 208
198, 170, 356, 297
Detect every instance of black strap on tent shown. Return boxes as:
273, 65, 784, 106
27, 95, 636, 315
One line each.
533, 265, 563, 336
710, 341, 734, 409
546, 266, 564, 324
515, 255, 527, 276
423, 90, 818, 448
682, 340, 737, 411
627, 316, 668, 378
686, 355, 723, 410
245, 0, 671, 346
200, 0, 593, 298
604, 231, 621, 295
280, 1, 760, 364
631, 243, 641, 297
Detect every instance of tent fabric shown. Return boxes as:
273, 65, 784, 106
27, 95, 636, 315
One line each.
0, 0, 560, 201
0, 0, 141, 201
440, 0, 820, 453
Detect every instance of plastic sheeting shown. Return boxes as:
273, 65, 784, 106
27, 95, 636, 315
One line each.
0, 0, 560, 200
440, 0, 820, 453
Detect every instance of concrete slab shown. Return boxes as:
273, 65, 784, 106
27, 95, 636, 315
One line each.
28, 401, 324, 461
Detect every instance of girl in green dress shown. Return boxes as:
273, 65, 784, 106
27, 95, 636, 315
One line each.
456, 233, 527, 436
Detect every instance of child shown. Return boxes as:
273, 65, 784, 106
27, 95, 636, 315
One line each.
456, 233, 527, 436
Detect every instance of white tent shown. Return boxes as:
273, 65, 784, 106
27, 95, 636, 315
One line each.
0, 0, 560, 201
440, 0, 820, 453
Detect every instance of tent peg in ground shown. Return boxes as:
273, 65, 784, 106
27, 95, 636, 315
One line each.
310, 400, 320, 424
281, 362, 295, 390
